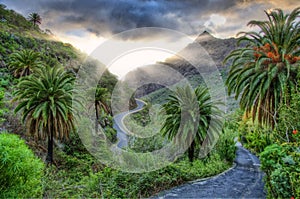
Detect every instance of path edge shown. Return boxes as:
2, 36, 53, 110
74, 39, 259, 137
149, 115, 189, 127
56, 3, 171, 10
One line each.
151, 162, 237, 198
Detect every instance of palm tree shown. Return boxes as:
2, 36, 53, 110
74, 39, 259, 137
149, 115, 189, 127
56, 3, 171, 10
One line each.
95, 87, 111, 130
161, 86, 222, 162
28, 12, 41, 27
225, 7, 300, 128
8, 49, 43, 78
14, 66, 78, 164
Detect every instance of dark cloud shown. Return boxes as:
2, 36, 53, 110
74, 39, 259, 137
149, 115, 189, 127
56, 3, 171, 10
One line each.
0, 0, 242, 37
0, 0, 297, 40
39, 0, 195, 37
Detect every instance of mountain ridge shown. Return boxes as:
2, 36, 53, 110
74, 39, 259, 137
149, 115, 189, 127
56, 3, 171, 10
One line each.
124, 30, 238, 97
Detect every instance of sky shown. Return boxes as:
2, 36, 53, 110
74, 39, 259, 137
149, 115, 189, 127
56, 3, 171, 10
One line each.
1, 0, 299, 77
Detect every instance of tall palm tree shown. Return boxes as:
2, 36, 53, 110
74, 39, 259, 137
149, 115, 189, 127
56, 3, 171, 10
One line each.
225, 7, 300, 128
161, 86, 222, 162
14, 66, 78, 164
28, 12, 41, 27
8, 49, 43, 78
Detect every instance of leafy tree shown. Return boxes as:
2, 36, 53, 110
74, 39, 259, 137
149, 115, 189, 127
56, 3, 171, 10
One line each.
8, 49, 43, 78
28, 12, 41, 27
161, 86, 222, 162
13, 66, 78, 164
225, 7, 300, 128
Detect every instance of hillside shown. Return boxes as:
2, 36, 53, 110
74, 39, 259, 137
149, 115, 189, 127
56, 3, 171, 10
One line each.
0, 5, 121, 147
0, 4, 84, 70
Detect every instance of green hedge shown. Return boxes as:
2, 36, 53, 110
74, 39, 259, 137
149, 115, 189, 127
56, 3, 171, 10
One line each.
0, 133, 44, 198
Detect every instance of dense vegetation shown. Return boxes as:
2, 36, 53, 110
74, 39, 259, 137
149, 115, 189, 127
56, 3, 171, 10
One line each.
0, 4, 236, 198
0, 3, 299, 198
225, 7, 300, 198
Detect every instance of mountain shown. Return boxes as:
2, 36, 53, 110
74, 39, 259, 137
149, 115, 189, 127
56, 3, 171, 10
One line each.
124, 31, 238, 98
195, 30, 237, 65
163, 30, 237, 76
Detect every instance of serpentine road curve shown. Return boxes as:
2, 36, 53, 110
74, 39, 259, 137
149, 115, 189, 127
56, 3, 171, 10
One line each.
113, 99, 146, 148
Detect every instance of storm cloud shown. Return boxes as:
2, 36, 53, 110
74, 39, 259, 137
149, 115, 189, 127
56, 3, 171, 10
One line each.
1, 0, 298, 40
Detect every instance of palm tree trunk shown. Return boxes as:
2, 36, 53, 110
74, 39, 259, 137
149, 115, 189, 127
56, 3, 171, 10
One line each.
188, 140, 195, 162
46, 131, 54, 164
25, 67, 30, 76
46, 117, 54, 164
95, 102, 99, 133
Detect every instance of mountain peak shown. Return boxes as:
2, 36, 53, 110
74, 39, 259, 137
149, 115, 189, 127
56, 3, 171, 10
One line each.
195, 30, 216, 43
201, 30, 211, 35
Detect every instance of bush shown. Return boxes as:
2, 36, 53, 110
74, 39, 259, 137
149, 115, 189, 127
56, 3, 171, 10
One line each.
0, 133, 44, 198
275, 84, 300, 144
260, 143, 300, 198
0, 90, 8, 123
213, 112, 239, 162
215, 125, 237, 162
239, 118, 273, 155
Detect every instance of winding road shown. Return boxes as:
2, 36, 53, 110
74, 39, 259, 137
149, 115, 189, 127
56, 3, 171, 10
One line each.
152, 143, 266, 198
113, 100, 266, 198
113, 99, 146, 148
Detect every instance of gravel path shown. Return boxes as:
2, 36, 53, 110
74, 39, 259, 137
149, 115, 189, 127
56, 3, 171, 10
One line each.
152, 145, 266, 198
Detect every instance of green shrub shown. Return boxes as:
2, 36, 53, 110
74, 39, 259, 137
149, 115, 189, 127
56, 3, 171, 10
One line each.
128, 133, 165, 153
275, 83, 300, 144
239, 119, 273, 154
0, 78, 10, 88
0, 133, 44, 198
260, 143, 300, 198
215, 125, 237, 162
0, 90, 4, 105
103, 126, 117, 143
213, 112, 239, 162
0, 90, 8, 123
42, 152, 98, 198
